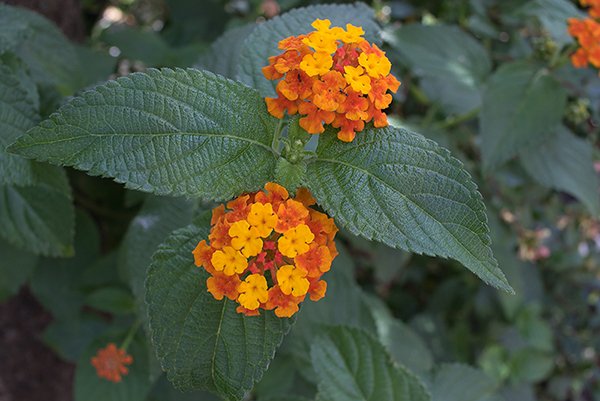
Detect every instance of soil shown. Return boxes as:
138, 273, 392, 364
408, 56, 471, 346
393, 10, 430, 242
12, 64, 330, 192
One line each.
0, 289, 75, 401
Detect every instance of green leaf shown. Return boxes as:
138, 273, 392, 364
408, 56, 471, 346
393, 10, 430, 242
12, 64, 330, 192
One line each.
0, 236, 37, 302
146, 221, 294, 398
432, 364, 503, 401
0, 8, 31, 53
385, 24, 491, 114
74, 333, 153, 401
197, 23, 257, 79
0, 166, 74, 256
10, 68, 279, 200
480, 62, 566, 170
311, 326, 430, 401
306, 126, 512, 293
119, 195, 195, 317
367, 300, 433, 375
520, 126, 600, 215
42, 314, 110, 362
509, 349, 554, 383
0, 4, 80, 93
30, 211, 100, 318
0, 64, 75, 256
237, 3, 381, 97
85, 287, 135, 315
0, 64, 39, 186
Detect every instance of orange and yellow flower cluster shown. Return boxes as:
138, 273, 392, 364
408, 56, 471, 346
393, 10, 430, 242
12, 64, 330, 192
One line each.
193, 183, 338, 318
568, 1, 600, 73
263, 19, 400, 142
91, 343, 133, 383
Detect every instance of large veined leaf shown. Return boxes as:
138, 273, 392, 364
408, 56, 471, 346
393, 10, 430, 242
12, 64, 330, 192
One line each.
305, 126, 512, 292
146, 220, 294, 399
385, 24, 491, 114
10, 68, 280, 200
520, 126, 600, 216
0, 4, 80, 93
237, 3, 381, 97
480, 61, 566, 170
311, 326, 430, 401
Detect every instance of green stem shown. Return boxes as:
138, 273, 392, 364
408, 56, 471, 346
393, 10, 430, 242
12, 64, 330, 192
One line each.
272, 119, 285, 154
549, 44, 577, 71
435, 107, 480, 129
120, 319, 142, 351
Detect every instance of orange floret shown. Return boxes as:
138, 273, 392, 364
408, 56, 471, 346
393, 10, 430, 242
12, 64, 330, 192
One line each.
262, 18, 400, 142
91, 343, 133, 383
192, 183, 338, 318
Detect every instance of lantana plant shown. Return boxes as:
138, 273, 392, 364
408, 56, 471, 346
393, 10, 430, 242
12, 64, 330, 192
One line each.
19, 1, 600, 400
6, 9, 512, 397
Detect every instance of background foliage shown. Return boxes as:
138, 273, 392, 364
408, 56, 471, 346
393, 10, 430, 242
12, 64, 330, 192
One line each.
0, 0, 599, 400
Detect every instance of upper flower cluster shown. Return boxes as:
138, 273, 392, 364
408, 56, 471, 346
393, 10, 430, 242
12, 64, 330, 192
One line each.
568, 1, 600, 73
263, 19, 400, 142
193, 183, 338, 318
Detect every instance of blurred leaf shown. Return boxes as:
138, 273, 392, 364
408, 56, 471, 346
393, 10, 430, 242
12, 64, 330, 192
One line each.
368, 299, 434, 375
520, 126, 600, 215
0, 236, 37, 302
146, 220, 294, 397
432, 363, 504, 401
306, 126, 512, 292
30, 211, 100, 318
119, 195, 194, 317
0, 64, 39, 186
85, 287, 135, 315
10, 68, 279, 200
0, 64, 74, 256
480, 62, 566, 170
311, 326, 430, 401
517, 0, 586, 45
509, 349, 554, 383
196, 23, 256, 79
237, 3, 380, 97
0, 4, 80, 94
101, 25, 203, 68
73, 45, 116, 89
74, 333, 153, 401
386, 24, 491, 114
254, 353, 297, 400
43, 314, 110, 362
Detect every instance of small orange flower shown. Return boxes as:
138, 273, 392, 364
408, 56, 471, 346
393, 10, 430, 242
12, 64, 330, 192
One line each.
91, 343, 133, 383
263, 19, 400, 142
192, 183, 339, 318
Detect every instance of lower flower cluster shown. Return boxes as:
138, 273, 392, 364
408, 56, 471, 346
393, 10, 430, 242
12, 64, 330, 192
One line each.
193, 183, 338, 318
